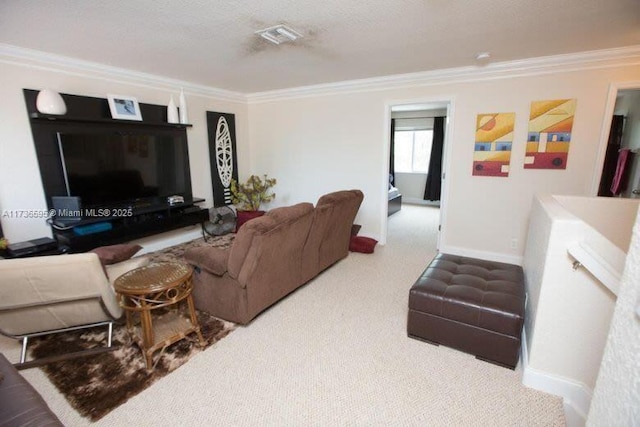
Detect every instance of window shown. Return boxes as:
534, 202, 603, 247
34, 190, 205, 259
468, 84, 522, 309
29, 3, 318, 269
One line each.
394, 130, 433, 173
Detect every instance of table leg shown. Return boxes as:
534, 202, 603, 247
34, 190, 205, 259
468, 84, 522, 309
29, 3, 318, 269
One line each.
186, 294, 205, 346
140, 305, 155, 369
122, 296, 133, 331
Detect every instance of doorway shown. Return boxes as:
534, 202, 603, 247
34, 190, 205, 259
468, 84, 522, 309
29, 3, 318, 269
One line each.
384, 100, 453, 249
595, 84, 640, 198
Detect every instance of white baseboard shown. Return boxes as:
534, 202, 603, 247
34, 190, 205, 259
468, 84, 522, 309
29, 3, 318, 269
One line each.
439, 244, 523, 266
521, 327, 592, 427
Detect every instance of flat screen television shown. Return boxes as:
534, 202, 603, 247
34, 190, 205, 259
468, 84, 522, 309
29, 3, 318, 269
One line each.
56, 131, 193, 209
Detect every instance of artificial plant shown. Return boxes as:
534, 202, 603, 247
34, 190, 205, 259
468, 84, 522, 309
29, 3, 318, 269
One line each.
230, 174, 277, 211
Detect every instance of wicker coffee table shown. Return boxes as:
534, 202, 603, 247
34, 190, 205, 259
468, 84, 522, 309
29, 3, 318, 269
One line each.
114, 262, 205, 370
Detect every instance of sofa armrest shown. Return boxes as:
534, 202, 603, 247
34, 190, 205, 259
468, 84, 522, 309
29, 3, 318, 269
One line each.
185, 246, 229, 276
0, 353, 64, 426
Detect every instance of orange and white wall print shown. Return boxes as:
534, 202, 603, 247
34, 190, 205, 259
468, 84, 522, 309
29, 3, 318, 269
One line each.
524, 99, 577, 169
473, 112, 515, 177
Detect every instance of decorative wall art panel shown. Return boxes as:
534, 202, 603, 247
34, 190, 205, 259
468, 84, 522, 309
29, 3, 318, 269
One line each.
473, 112, 515, 177
524, 99, 577, 169
207, 111, 239, 206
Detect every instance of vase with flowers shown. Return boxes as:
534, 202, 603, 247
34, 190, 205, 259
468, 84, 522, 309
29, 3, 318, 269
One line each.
230, 174, 277, 230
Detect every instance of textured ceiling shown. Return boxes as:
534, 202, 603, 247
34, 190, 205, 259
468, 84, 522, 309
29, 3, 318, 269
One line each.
1, 0, 639, 93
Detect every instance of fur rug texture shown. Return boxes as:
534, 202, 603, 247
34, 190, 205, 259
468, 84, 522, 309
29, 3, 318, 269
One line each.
29, 234, 237, 421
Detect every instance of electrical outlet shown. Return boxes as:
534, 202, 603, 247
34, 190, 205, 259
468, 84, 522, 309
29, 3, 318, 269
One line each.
510, 238, 518, 249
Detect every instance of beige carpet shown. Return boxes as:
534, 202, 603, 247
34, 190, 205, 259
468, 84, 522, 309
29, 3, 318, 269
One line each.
0, 204, 565, 426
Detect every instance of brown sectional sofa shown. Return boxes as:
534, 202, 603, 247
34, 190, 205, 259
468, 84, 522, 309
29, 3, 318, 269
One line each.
185, 190, 364, 324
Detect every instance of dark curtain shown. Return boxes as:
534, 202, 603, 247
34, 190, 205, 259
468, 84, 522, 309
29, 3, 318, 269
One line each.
598, 115, 625, 196
424, 116, 445, 201
389, 119, 395, 188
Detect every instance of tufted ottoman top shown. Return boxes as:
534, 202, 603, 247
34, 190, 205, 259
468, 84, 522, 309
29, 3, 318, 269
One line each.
409, 253, 525, 337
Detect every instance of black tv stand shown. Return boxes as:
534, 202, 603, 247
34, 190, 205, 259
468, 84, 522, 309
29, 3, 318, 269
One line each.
22, 88, 208, 253
54, 199, 208, 253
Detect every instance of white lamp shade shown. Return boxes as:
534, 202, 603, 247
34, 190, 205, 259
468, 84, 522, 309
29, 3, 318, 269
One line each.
36, 89, 67, 115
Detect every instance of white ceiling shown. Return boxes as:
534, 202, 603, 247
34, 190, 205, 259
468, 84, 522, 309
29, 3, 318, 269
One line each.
1, 0, 639, 93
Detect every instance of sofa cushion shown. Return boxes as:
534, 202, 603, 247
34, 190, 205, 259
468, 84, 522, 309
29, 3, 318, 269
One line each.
267, 203, 313, 223
90, 243, 142, 265
316, 189, 361, 207
228, 203, 316, 280
349, 236, 378, 253
303, 189, 364, 274
185, 246, 229, 276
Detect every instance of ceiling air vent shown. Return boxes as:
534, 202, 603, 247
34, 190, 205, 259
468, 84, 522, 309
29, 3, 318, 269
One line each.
255, 24, 302, 45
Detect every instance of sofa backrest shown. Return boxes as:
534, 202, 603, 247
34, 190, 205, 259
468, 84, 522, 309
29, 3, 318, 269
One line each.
232, 202, 315, 316
302, 190, 364, 279
227, 201, 313, 282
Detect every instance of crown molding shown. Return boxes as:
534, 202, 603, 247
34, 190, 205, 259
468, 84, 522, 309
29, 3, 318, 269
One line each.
3, 43, 639, 105
247, 45, 640, 103
0, 43, 247, 103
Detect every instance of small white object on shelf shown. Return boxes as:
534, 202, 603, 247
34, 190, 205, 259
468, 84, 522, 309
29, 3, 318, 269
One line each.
36, 89, 67, 115
167, 95, 179, 124
179, 88, 189, 124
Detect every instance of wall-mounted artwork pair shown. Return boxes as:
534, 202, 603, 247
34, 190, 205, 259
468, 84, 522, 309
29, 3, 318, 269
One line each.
473, 99, 577, 177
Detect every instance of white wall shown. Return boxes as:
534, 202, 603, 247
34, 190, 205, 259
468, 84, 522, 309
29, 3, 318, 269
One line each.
0, 55, 248, 244
587, 206, 640, 425
522, 194, 637, 422
248, 93, 387, 234
248, 61, 640, 260
555, 195, 640, 251
393, 172, 427, 202
523, 195, 617, 388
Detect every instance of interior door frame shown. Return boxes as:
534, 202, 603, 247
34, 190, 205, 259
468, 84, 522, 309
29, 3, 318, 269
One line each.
381, 96, 456, 248
591, 80, 640, 195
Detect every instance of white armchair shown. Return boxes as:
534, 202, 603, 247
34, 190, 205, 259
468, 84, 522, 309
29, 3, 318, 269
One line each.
0, 252, 149, 369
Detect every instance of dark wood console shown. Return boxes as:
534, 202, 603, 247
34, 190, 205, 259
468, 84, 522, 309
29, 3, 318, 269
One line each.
23, 89, 206, 252
53, 201, 208, 253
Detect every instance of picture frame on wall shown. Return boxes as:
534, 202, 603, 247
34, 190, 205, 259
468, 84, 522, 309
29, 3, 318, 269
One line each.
207, 111, 238, 206
107, 94, 142, 121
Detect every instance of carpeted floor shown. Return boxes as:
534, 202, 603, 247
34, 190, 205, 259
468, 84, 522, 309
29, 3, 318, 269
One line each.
0, 205, 566, 426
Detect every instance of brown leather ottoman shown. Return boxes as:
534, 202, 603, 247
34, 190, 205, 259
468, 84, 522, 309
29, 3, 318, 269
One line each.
407, 253, 525, 369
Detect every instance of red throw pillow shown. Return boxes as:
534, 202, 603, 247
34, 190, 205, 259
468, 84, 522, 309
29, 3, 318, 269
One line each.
90, 243, 142, 265
235, 210, 265, 232
349, 236, 378, 254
